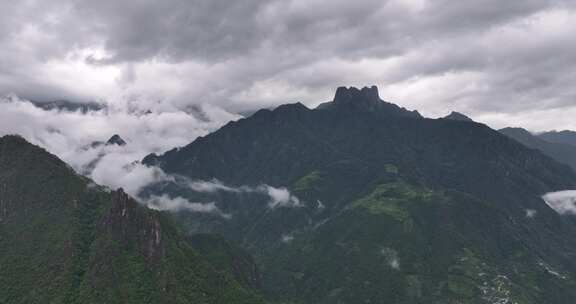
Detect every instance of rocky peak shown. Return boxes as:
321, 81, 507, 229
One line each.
333, 86, 380, 105
318, 85, 422, 118
443, 111, 474, 122
106, 134, 126, 146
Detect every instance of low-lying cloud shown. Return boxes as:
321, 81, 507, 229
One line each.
186, 178, 303, 208
542, 190, 576, 215
188, 179, 243, 193
0, 97, 301, 216
525, 209, 538, 218
147, 194, 229, 217
263, 186, 302, 208
380, 247, 400, 270
0, 94, 238, 213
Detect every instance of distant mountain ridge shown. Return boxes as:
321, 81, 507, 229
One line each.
500, 127, 576, 172
539, 130, 576, 146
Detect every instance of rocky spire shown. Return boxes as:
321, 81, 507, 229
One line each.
106, 134, 127, 146
318, 85, 422, 118
333, 86, 380, 105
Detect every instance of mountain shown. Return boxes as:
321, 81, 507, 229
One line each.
89, 134, 128, 149
0, 135, 263, 304
539, 130, 576, 147
143, 86, 576, 303
443, 111, 474, 122
499, 127, 576, 172
106, 134, 127, 146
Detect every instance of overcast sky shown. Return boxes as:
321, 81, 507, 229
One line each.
1, 0, 576, 131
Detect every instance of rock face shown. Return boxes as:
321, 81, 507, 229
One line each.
0, 135, 263, 304
106, 134, 127, 146
333, 86, 380, 104
100, 189, 165, 262
142, 87, 576, 303
316, 85, 422, 118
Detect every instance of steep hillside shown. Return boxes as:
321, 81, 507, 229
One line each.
0, 135, 263, 304
143, 86, 576, 303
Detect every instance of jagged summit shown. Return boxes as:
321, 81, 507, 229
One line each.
333, 86, 380, 104
317, 85, 422, 118
106, 134, 126, 146
443, 111, 474, 122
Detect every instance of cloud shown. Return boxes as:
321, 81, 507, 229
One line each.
281, 234, 294, 243
2, 1, 576, 130
0, 96, 241, 217
380, 247, 400, 270
0, 94, 238, 198
146, 194, 229, 217
0, 93, 302, 215
525, 209, 538, 218
182, 179, 303, 209
260, 185, 302, 208
542, 190, 576, 215
187, 179, 242, 193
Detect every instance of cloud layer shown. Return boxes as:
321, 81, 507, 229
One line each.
1, 1, 576, 130
0, 95, 302, 215
0, 94, 236, 203
184, 178, 303, 208
542, 190, 576, 215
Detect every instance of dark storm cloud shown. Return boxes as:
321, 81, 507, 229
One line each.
1, 0, 576, 129
74, 0, 269, 64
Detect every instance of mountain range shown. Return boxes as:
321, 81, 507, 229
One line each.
3, 86, 576, 303
142, 86, 576, 303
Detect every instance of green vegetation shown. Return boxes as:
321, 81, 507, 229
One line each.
0, 135, 263, 304
293, 170, 323, 194
351, 182, 439, 221
384, 164, 399, 174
